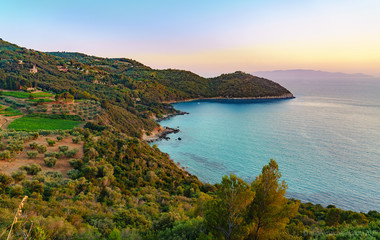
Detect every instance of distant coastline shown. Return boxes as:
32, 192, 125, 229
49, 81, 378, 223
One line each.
162, 93, 295, 104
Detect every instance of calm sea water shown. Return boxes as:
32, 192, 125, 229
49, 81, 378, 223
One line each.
153, 78, 380, 212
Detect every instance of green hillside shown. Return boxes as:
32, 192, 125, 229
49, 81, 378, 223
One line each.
0, 39, 292, 137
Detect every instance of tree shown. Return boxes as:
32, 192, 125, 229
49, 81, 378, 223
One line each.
205, 174, 254, 240
246, 159, 299, 240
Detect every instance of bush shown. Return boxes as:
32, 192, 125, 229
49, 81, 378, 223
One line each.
39, 130, 52, 136
30, 142, 39, 149
45, 151, 56, 157
45, 151, 64, 159
57, 136, 63, 141
9, 184, 24, 197
27, 150, 39, 159
69, 159, 83, 169
67, 169, 81, 179
59, 146, 69, 152
55, 151, 65, 158
44, 171, 62, 179
12, 170, 27, 183
64, 149, 78, 158
72, 137, 80, 143
37, 144, 47, 153
6, 142, 24, 152
22, 164, 42, 175
44, 157, 57, 167
46, 138, 56, 146
0, 174, 13, 192
0, 150, 11, 160
31, 132, 39, 140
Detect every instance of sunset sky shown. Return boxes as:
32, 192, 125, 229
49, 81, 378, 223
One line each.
1, 0, 379, 77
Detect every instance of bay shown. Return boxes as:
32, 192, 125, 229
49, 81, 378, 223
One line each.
153, 78, 380, 212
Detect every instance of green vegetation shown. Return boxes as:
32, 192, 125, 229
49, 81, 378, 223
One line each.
0, 105, 22, 116
8, 116, 81, 131
0, 39, 291, 137
0, 150, 11, 160
27, 98, 54, 103
27, 113, 83, 121
44, 157, 57, 167
26, 150, 38, 159
21, 163, 42, 175
0, 91, 53, 99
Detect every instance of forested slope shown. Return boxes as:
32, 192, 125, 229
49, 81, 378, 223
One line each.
0, 39, 292, 137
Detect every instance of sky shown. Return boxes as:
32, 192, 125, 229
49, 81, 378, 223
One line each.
1, 0, 380, 77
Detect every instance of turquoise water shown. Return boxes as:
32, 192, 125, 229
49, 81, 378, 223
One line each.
153, 78, 380, 212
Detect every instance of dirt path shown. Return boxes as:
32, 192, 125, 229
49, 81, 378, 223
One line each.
0, 115, 23, 129
0, 115, 7, 128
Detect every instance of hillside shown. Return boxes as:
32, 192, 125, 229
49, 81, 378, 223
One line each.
0, 39, 292, 137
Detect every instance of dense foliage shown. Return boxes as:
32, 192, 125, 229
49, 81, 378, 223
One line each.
0, 137, 378, 240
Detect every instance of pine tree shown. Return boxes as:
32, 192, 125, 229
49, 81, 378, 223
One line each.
246, 159, 299, 240
205, 175, 254, 240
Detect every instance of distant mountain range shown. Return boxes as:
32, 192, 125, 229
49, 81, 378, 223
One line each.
254, 69, 373, 80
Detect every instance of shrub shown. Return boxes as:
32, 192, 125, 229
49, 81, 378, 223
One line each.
0, 150, 11, 160
37, 144, 47, 153
30, 142, 39, 149
10, 184, 24, 197
0, 174, 13, 192
22, 164, 42, 175
55, 151, 65, 158
59, 146, 69, 152
44, 157, 57, 167
6, 141, 24, 152
64, 149, 78, 158
27, 150, 39, 159
44, 151, 56, 157
45, 151, 64, 159
72, 137, 80, 143
67, 169, 81, 179
71, 131, 81, 136
46, 138, 56, 146
69, 159, 83, 169
56, 136, 63, 141
12, 170, 27, 183
44, 171, 62, 179
31, 132, 39, 140
39, 130, 52, 136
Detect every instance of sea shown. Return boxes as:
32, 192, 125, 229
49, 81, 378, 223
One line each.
152, 78, 380, 212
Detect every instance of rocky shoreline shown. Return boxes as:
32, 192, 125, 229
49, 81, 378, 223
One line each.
145, 127, 180, 143
156, 111, 189, 122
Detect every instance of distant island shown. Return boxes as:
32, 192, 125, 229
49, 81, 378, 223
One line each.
254, 69, 373, 81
